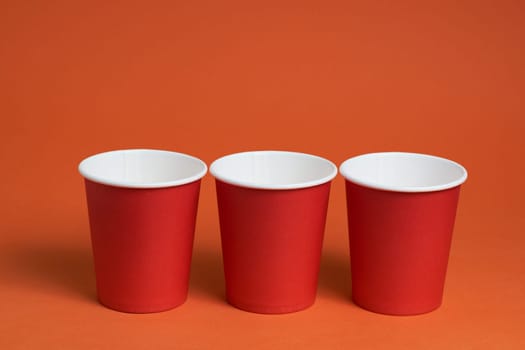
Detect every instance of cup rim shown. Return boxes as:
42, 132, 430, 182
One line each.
339, 152, 468, 193
210, 150, 337, 190
78, 149, 208, 188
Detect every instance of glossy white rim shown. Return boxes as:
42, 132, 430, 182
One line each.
339, 152, 467, 193
79, 149, 207, 188
210, 150, 337, 190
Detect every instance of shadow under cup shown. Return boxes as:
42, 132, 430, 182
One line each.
211, 151, 337, 314
340, 152, 468, 315
79, 149, 207, 313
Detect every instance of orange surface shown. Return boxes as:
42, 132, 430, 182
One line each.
1, 0, 524, 348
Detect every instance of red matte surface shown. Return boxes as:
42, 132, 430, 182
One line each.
345, 182, 460, 315
85, 179, 201, 313
216, 180, 331, 313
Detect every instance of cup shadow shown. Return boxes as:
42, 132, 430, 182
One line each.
3, 236, 226, 304
318, 251, 352, 300
189, 245, 225, 300
2, 240, 97, 301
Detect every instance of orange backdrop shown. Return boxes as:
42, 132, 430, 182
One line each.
1, 0, 524, 348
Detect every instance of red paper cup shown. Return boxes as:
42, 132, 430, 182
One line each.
210, 151, 337, 314
79, 149, 207, 313
340, 152, 468, 315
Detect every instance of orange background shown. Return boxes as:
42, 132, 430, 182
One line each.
1, 0, 524, 348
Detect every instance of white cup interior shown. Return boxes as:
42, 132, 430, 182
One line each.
210, 151, 337, 190
339, 152, 467, 192
79, 149, 207, 188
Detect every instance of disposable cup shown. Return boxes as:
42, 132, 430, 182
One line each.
79, 149, 207, 313
340, 152, 467, 315
210, 151, 337, 314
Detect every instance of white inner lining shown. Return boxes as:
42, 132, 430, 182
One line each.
78, 149, 207, 188
339, 152, 467, 192
210, 151, 337, 190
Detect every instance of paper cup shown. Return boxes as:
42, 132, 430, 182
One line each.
210, 151, 337, 314
79, 149, 207, 313
340, 152, 468, 315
